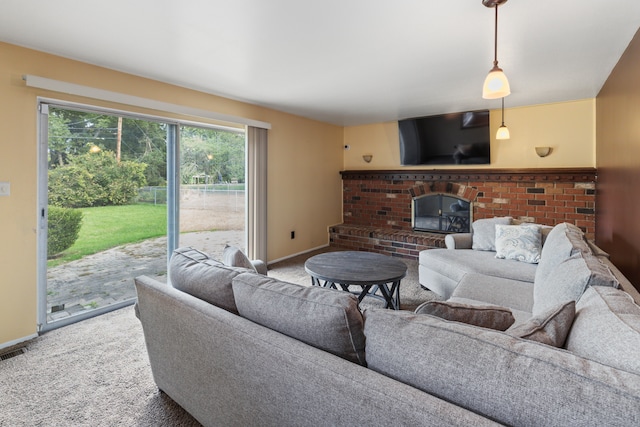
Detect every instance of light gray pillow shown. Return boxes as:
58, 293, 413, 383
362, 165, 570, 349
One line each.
565, 286, 640, 374
507, 301, 575, 347
494, 223, 542, 264
232, 272, 367, 365
415, 300, 515, 331
472, 216, 512, 251
222, 244, 257, 272
169, 246, 253, 314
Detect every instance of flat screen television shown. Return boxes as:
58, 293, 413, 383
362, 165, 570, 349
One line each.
398, 110, 490, 165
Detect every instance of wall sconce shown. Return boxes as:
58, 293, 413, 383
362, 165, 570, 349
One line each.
535, 147, 551, 157
362, 154, 373, 163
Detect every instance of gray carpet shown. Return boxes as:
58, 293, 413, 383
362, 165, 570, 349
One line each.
0, 249, 437, 426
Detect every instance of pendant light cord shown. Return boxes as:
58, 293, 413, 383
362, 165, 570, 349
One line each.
493, 5, 499, 67
501, 97, 505, 125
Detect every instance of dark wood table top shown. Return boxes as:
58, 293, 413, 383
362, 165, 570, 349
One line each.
304, 251, 407, 285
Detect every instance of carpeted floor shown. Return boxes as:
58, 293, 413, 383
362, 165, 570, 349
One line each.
0, 249, 437, 426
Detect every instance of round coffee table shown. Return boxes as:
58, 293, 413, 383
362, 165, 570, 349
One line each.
304, 251, 407, 310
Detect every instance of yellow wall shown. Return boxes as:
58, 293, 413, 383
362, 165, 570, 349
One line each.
343, 99, 596, 170
0, 42, 343, 347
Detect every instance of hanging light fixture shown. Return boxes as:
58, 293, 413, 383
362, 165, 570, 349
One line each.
496, 97, 510, 140
482, 0, 510, 99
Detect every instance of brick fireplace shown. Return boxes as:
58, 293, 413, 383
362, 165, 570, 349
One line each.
330, 168, 597, 260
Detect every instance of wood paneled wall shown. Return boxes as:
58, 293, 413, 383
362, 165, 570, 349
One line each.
596, 28, 640, 292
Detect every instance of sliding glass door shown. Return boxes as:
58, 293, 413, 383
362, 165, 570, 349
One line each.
37, 101, 251, 332
178, 125, 247, 257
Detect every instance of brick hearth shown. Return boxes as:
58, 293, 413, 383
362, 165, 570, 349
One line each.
330, 168, 597, 260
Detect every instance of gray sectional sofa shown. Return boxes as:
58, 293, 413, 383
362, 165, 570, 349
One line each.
135, 228, 640, 426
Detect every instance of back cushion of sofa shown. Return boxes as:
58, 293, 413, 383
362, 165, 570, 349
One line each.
232, 273, 367, 365
533, 249, 620, 316
565, 286, 640, 374
533, 251, 618, 315
535, 223, 575, 285
533, 254, 591, 316
169, 246, 253, 314
363, 309, 640, 426
471, 216, 512, 251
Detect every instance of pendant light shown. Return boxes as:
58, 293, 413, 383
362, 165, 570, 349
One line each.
496, 97, 510, 140
482, 0, 510, 99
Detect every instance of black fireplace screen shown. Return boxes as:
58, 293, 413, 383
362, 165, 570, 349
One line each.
412, 194, 472, 233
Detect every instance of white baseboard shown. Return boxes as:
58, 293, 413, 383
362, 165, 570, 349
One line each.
1, 333, 38, 351
268, 244, 330, 265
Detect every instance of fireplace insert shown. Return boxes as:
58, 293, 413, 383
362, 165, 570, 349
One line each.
412, 194, 472, 233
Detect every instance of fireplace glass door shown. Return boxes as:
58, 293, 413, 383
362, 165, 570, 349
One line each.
412, 194, 472, 233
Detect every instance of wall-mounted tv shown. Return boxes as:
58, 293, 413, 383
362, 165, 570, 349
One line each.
398, 110, 490, 165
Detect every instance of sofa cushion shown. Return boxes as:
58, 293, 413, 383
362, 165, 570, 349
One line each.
535, 223, 576, 285
494, 223, 542, 264
533, 252, 620, 316
169, 247, 252, 314
415, 300, 515, 331
565, 286, 640, 374
222, 244, 257, 272
507, 301, 575, 347
232, 273, 367, 365
471, 216, 512, 251
364, 309, 640, 426
451, 273, 534, 314
420, 249, 537, 288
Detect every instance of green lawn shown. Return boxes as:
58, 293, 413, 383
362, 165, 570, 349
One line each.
49, 204, 167, 267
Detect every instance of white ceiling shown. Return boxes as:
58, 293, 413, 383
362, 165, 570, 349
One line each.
1, 0, 639, 126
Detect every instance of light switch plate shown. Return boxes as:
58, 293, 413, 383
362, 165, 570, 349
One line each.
0, 182, 10, 196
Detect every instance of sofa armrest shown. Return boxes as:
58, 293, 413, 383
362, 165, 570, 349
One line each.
445, 233, 473, 249
250, 259, 268, 275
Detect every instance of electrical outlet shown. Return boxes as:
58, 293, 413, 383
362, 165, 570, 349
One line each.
0, 182, 10, 197
291, 231, 295, 239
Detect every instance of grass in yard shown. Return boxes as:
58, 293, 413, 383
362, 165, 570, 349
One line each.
48, 204, 167, 267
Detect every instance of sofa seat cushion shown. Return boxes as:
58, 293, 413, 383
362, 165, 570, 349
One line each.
420, 249, 537, 285
232, 273, 367, 365
565, 286, 640, 374
364, 308, 640, 426
169, 246, 253, 314
451, 273, 534, 314
415, 300, 515, 331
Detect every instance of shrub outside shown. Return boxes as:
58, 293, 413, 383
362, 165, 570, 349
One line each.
48, 206, 83, 258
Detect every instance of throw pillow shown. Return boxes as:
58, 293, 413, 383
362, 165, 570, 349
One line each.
232, 272, 367, 366
494, 223, 542, 264
222, 244, 257, 273
415, 300, 515, 331
471, 216, 512, 251
169, 246, 254, 314
506, 301, 575, 347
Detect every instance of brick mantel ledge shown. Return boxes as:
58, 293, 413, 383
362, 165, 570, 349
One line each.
340, 168, 597, 183
329, 224, 446, 260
